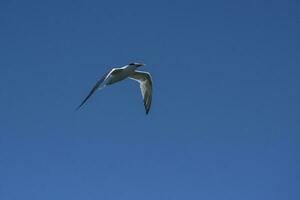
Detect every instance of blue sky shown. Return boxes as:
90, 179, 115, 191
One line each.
0, 0, 299, 199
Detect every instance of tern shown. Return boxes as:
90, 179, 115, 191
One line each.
77, 63, 153, 114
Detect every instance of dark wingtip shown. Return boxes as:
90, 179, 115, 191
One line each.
75, 92, 93, 111
75, 100, 87, 111
145, 109, 150, 115
75, 105, 82, 111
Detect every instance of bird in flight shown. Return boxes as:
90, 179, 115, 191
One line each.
77, 63, 153, 114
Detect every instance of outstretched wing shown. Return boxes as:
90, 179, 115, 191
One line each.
76, 70, 112, 110
129, 71, 153, 114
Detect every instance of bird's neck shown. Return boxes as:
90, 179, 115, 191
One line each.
124, 65, 138, 71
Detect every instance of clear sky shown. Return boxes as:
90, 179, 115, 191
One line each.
0, 0, 299, 199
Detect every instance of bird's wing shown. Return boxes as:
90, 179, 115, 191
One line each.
76, 68, 116, 110
129, 71, 152, 114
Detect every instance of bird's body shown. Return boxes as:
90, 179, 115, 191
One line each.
106, 66, 135, 85
77, 63, 152, 114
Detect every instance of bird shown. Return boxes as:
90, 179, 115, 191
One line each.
76, 62, 153, 114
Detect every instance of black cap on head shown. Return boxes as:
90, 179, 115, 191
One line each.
128, 62, 145, 67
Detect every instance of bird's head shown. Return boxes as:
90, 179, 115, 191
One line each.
129, 62, 145, 68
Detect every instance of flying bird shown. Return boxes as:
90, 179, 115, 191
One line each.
77, 63, 152, 114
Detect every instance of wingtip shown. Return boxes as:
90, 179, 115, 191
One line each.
75, 104, 84, 111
